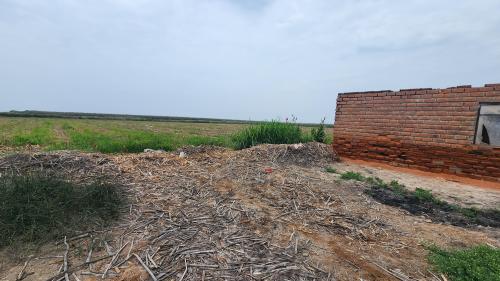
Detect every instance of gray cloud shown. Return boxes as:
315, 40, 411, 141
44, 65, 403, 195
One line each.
1, 0, 500, 122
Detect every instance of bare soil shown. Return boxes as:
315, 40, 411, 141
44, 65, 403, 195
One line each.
0, 143, 498, 281
330, 159, 500, 210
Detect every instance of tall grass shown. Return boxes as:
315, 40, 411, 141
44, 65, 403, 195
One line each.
0, 174, 124, 247
232, 121, 305, 149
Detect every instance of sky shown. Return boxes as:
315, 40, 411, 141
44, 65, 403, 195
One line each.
1, 0, 500, 123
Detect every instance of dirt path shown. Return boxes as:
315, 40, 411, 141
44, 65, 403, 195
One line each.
331, 158, 500, 210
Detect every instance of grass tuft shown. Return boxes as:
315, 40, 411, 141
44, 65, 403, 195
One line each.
365, 177, 387, 188
428, 245, 500, 281
325, 167, 337, 173
232, 121, 305, 150
0, 173, 124, 247
459, 207, 479, 219
340, 171, 365, 181
414, 188, 437, 202
389, 180, 406, 194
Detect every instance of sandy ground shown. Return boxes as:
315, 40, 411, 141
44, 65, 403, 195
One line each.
330, 158, 500, 210
0, 144, 498, 281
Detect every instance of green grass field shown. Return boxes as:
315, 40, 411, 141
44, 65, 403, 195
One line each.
0, 117, 333, 153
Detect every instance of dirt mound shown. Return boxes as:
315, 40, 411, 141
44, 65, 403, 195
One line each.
0, 151, 119, 181
238, 142, 336, 166
2, 144, 499, 281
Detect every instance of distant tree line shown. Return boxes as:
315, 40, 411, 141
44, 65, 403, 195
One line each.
0, 110, 332, 127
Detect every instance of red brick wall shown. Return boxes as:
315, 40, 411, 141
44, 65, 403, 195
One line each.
333, 84, 500, 182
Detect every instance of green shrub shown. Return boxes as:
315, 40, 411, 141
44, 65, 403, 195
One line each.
0, 174, 124, 247
310, 118, 326, 143
232, 121, 304, 149
428, 245, 500, 281
340, 171, 364, 181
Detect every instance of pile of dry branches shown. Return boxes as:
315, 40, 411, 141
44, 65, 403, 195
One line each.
1, 143, 422, 280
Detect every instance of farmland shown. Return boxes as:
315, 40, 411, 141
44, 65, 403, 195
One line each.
0, 117, 333, 153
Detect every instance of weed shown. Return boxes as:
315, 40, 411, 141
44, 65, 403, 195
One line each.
325, 167, 337, 173
0, 173, 124, 247
340, 171, 364, 181
428, 245, 500, 281
413, 188, 449, 207
413, 188, 434, 201
388, 180, 406, 194
232, 121, 304, 149
365, 177, 388, 190
459, 207, 479, 219
310, 118, 326, 143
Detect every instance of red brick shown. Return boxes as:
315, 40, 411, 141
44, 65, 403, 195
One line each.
333, 83, 500, 183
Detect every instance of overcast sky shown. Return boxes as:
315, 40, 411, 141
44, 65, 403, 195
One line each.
1, 0, 500, 123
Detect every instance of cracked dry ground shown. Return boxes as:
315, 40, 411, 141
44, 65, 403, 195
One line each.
1, 144, 499, 281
